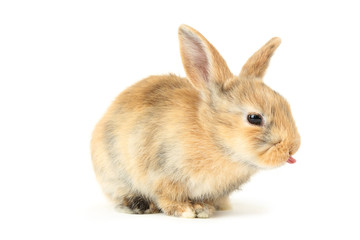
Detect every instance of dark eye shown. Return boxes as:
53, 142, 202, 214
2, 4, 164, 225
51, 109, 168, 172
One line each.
247, 114, 263, 126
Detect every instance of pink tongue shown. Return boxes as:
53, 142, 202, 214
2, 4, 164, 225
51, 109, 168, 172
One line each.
287, 156, 296, 164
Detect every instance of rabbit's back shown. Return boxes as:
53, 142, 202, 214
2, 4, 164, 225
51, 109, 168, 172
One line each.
91, 74, 202, 200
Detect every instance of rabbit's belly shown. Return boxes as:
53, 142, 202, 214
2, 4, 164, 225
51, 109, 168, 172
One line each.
187, 180, 220, 198
186, 167, 256, 199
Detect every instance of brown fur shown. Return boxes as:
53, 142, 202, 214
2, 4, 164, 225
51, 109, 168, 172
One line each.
91, 25, 300, 218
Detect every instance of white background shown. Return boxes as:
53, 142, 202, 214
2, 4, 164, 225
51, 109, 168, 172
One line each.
1, 0, 359, 239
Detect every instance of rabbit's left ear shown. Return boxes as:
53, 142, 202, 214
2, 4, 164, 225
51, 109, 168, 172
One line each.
240, 37, 281, 80
178, 25, 233, 91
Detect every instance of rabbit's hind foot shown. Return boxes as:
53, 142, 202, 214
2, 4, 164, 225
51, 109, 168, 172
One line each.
116, 195, 160, 214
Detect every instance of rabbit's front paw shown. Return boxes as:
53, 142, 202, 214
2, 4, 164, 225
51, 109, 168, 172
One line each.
158, 199, 215, 218
193, 202, 216, 218
159, 200, 196, 218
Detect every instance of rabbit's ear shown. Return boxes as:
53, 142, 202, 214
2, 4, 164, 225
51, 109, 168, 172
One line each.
178, 25, 232, 91
240, 37, 281, 80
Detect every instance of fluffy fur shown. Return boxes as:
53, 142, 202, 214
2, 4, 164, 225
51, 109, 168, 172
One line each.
91, 25, 300, 218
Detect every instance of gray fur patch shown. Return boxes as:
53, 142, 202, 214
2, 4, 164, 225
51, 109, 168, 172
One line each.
104, 121, 120, 160
156, 142, 168, 168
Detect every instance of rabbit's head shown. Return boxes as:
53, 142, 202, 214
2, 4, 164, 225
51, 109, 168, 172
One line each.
179, 25, 300, 168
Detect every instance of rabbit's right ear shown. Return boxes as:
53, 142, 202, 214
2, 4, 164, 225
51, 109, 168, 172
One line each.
178, 25, 233, 91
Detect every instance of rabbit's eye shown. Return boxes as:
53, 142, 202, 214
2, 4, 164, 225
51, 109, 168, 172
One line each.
247, 114, 263, 126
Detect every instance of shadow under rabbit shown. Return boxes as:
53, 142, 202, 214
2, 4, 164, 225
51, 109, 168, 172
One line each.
213, 198, 268, 218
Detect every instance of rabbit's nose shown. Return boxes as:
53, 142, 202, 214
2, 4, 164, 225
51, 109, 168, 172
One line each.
288, 135, 300, 155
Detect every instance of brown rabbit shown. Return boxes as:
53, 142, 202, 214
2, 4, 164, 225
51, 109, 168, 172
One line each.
91, 25, 300, 218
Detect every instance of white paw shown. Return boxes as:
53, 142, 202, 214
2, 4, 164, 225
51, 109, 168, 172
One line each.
196, 211, 210, 218
194, 203, 215, 218
115, 205, 135, 214
180, 207, 196, 218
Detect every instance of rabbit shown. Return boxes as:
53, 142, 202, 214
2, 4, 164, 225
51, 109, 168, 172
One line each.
90, 25, 300, 218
